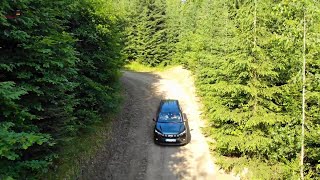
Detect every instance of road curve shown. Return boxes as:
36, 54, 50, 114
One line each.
80, 67, 237, 180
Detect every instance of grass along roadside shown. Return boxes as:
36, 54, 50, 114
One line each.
203, 125, 301, 179
46, 117, 114, 179
124, 61, 176, 72
44, 74, 123, 179
192, 72, 302, 179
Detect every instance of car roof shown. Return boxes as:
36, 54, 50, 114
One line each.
160, 100, 180, 113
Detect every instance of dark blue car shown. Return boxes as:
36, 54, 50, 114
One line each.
153, 100, 189, 145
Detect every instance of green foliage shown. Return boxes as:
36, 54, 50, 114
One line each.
124, 0, 171, 67
204, 0, 302, 164
215, 154, 300, 180
124, 61, 175, 72
123, 0, 320, 179
67, 0, 123, 130
46, 115, 114, 180
304, 1, 320, 177
1, 0, 319, 179
169, 0, 320, 178
0, 0, 124, 178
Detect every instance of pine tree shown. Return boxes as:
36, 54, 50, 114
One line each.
0, 0, 124, 178
173, 0, 306, 178
304, 0, 320, 177
172, 0, 200, 67
122, 0, 320, 178
0, 1, 78, 178
125, 0, 169, 66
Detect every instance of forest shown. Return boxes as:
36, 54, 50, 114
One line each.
0, 0, 124, 178
0, 0, 319, 179
123, 0, 320, 179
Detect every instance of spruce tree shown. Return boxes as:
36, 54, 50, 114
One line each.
304, 0, 320, 177
125, 0, 169, 66
0, 1, 77, 178
0, 0, 124, 178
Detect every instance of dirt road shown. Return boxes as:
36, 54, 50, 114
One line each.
80, 67, 237, 180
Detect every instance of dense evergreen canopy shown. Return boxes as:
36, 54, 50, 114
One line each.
0, 0, 123, 178
0, 0, 319, 179
124, 0, 319, 179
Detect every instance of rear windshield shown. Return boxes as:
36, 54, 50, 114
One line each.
158, 112, 182, 122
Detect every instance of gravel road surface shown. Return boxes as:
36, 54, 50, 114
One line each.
80, 67, 237, 180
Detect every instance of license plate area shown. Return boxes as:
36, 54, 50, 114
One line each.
165, 139, 176, 142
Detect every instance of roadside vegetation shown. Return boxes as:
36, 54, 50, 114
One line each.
124, 61, 176, 72
46, 116, 114, 179
1, 0, 319, 179
122, 0, 320, 179
0, 0, 124, 179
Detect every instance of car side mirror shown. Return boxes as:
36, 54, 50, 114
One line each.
183, 113, 187, 121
